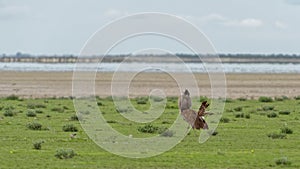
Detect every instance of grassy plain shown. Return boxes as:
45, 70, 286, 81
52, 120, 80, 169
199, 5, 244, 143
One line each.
0, 96, 300, 168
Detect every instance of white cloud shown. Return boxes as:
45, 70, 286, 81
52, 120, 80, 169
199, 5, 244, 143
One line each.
275, 21, 288, 29
239, 18, 263, 27
184, 14, 264, 28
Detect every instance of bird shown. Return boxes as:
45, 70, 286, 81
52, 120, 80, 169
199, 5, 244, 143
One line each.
179, 89, 211, 130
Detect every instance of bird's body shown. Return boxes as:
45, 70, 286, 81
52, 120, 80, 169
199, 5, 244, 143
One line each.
179, 89, 210, 130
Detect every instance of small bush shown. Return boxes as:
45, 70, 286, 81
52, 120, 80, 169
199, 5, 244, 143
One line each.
294, 96, 300, 100
35, 110, 43, 114
262, 106, 275, 111
136, 100, 147, 104
150, 96, 164, 102
245, 114, 251, 119
62, 124, 78, 132
97, 102, 103, 106
55, 148, 76, 159
27, 122, 42, 130
235, 113, 244, 118
160, 130, 175, 137
225, 98, 233, 103
267, 112, 278, 118
26, 110, 37, 117
3, 110, 16, 117
267, 132, 286, 139
220, 117, 230, 123
27, 103, 46, 109
51, 107, 64, 113
279, 110, 290, 115
6, 95, 19, 100
233, 106, 243, 111
107, 120, 117, 123
237, 97, 247, 101
259, 96, 273, 102
70, 115, 79, 121
275, 157, 291, 166
138, 124, 159, 133
281, 127, 293, 134
33, 140, 44, 150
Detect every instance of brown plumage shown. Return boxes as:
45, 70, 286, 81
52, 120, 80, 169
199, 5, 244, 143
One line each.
179, 89, 211, 130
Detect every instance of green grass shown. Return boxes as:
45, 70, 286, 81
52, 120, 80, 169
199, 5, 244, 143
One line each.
0, 97, 300, 168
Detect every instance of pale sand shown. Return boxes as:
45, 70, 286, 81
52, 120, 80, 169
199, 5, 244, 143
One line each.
0, 71, 299, 98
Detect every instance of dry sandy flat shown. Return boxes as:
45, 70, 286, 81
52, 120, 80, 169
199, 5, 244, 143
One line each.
0, 71, 299, 98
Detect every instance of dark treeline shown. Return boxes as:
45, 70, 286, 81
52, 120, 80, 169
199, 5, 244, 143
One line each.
1, 52, 300, 63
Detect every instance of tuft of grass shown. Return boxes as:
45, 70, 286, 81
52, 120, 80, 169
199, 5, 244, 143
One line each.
235, 113, 244, 118
5, 95, 19, 100
70, 114, 79, 121
281, 126, 293, 134
237, 97, 247, 101
62, 124, 78, 132
33, 140, 44, 150
262, 106, 275, 111
27, 103, 47, 109
245, 114, 251, 119
267, 132, 286, 139
267, 112, 278, 118
225, 98, 233, 103
138, 124, 159, 133
278, 110, 290, 115
275, 157, 291, 166
259, 96, 273, 102
233, 106, 243, 111
3, 109, 16, 117
26, 110, 37, 117
55, 148, 76, 159
51, 107, 64, 113
294, 96, 300, 100
107, 120, 117, 123
160, 130, 175, 137
150, 96, 164, 102
220, 117, 230, 123
26, 122, 42, 130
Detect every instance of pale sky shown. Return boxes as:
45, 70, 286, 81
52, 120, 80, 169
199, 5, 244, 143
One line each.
0, 0, 300, 55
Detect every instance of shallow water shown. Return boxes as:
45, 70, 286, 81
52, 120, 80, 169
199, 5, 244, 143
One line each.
0, 62, 299, 73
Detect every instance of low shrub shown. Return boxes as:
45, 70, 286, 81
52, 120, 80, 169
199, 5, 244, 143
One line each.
27, 103, 46, 109
267, 112, 278, 118
3, 110, 16, 117
275, 157, 291, 166
6, 95, 19, 100
267, 132, 286, 139
138, 124, 159, 133
26, 122, 42, 130
97, 102, 103, 106
70, 114, 79, 121
262, 106, 275, 111
62, 124, 78, 132
51, 107, 64, 113
281, 127, 293, 134
235, 113, 244, 118
279, 110, 291, 115
220, 117, 230, 123
294, 96, 300, 100
233, 106, 243, 112
35, 110, 43, 114
26, 110, 37, 117
160, 130, 175, 137
151, 96, 164, 102
245, 114, 251, 119
107, 120, 117, 123
259, 96, 273, 102
33, 140, 44, 150
55, 148, 76, 159
237, 97, 247, 101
